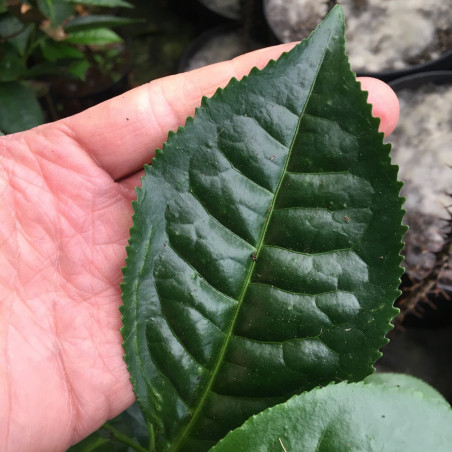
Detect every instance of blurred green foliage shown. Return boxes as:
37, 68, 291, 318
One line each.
0, 0, 135, 133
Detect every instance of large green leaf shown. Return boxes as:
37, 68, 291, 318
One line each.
210, 382, 452, 451
121, 6, 405, 451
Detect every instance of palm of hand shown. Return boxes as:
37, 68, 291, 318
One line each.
1, 123, 138, 451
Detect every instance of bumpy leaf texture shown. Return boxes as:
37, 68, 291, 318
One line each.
210, 382, 452, 452
121, 6, 405, 451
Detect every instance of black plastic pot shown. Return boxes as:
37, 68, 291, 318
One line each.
363, 51, 452, 83
389, 70, 452, 91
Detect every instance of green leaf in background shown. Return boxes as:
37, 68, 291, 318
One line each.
38, 0, 74, 26
67, 59, 90, 80
66, 28, 122, 45
363, 372, 449, 405
0, 82, 43, 133
64, 14, 138, 32
0, 13, 23, 38
0, 45, 27, 81
121, 5, 405, 451
67, 403, 151, 452
40, 40, 85, 62
8, 24, 33, 57
67, 433, 113, 452
65, 0, 133, 8
210, 382, 452, 452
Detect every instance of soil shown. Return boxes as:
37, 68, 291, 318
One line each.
264, 0, 452, 72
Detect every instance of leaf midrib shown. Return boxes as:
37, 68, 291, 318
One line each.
170, 30, 334, 452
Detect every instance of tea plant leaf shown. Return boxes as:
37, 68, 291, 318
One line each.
64, 15, 137, 33
210, 382, 452, 452
121, 5, 405, 451
66, 28, 122, 45
65, 0, 133, 8
363, 372, 448, 405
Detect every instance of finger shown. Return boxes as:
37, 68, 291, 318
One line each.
62, 43, 297, 180
358, 77, 399, 137
62, 44, 399, 181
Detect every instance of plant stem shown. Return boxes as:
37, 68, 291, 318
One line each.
102, 422, 149, 452
148, 422, 156, 452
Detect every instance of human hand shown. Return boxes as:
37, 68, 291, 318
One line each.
0, 43, 399, 452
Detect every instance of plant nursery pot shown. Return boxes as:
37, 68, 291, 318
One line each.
196, 0, 242, 20
373, 74, 452, 405
263, 0, 452, 82
387, 71, 452, 326
178, 24, 263, 72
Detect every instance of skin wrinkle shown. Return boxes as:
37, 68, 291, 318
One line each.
0, 133, 133, 450
1, 298, 12, 451
52, 296, 82, 444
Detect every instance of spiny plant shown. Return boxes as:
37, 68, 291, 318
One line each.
68, 6, 452, 452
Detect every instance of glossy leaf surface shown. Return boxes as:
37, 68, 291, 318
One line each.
211, 382, 452, 452
121, 6, 404, 451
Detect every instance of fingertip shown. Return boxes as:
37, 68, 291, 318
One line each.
358, 77, 399, 137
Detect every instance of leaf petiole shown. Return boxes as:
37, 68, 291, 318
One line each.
102, 422, 150, 452
148, 421, 156, 452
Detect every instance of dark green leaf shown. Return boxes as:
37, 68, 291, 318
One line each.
40, 41, 85, 62
211, 382, 452, 451
66, 28, 122, 45
37, 0, 74, 25
0, 45, 27, 81
67, 403, 150, 452
67, 59, 90, 80
107, 402, 151, 451
65, 0, 133, 8
0, 13, 24, 38
67, 432, 113, 452
364, 372, 449, 405
64, 14, 137, 32
121, 6, 405, 451
0, 82, 43, 133
8, 24, 33, 57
